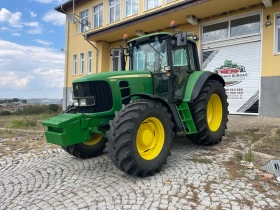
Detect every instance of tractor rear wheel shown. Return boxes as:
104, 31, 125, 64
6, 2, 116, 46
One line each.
62, 107, 106, 158
189, 80, 228, 145
106, 99, 174, 176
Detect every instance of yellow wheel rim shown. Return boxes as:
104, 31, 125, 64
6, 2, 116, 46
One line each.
136, 117, 165, 160
207, 94, 223, 132
83, 133, 103, 146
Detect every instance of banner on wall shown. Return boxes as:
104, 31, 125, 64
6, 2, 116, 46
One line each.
202, 41, 261, 114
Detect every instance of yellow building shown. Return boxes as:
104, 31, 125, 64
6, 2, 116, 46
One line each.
55, 0, 280, 117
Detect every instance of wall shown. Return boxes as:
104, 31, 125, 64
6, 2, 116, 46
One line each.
260, 2, 280, 117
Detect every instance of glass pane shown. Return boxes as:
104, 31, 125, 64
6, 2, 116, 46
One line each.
133, 0, 138, 14
100, 4, 103, 11
110, 7, 114, 22
277, 16, 280, 26
116, 4, 120, 21
126, 0, 131, 17
94, 14, 98, 27
278, 28, 280, 52
94, 6, 99, 13
109, 0, 115, 6
99, 12, 103, 26
147, 0, 153, 10
230, 15, 260, 37
155, 0, 160, 7
203, 21, 228, 42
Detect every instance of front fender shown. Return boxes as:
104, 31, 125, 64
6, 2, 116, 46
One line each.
184, 71, 225, 101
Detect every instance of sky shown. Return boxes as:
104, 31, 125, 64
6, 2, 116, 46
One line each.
0, 0, 67, 99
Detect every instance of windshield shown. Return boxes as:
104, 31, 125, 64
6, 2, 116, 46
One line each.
132, 39, 168, 73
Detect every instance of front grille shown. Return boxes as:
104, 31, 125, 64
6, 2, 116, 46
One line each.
73, 81, 113, 113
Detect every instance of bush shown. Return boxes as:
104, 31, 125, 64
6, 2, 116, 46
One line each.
0, 110, 11, 116
48, 104, 60, 112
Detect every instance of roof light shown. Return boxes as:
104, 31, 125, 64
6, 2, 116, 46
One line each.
123, 34, 129, 41
170, 20, 176, 29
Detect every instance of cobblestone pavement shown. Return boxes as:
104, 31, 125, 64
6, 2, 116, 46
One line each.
0, 136, 279, 210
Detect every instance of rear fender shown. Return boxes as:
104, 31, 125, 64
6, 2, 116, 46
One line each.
184, 71, 225, 101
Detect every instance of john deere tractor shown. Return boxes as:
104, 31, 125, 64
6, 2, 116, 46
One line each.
43, 24, 228, 176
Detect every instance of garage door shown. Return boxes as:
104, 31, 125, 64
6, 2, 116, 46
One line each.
201, 12, 261, 114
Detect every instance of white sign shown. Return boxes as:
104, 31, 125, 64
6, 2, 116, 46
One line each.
203, 41, 261, 114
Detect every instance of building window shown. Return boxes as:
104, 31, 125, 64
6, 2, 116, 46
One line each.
166, 0, 175, 3
112, 49, 121, 71
276, 14, 280, 54
87, 51, 92, 74
202, 14, 261, 43
72, 55, 77, 75
144, 0, 161, 11
230, 15, 260, 37
80, 53, 84, 74
93, 4, 103, 28
80, 9, 89, 33
124, 0, 138, 17
109, 0, 120, 23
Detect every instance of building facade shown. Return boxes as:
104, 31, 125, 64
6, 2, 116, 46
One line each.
56, 0, 280, 117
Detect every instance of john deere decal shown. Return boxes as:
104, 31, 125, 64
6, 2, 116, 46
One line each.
214, 60, 248, 87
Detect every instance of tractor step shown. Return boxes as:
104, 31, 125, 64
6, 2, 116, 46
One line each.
176, 103, 197, 134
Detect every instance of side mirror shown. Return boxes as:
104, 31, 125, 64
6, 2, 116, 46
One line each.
177, 32, 187, 47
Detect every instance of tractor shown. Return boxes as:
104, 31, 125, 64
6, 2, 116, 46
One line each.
42, 22, 228, 177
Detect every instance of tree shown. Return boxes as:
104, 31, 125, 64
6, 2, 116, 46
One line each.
12, 98, 19, 102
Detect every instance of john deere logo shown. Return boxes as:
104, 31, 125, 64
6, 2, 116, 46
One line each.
214, 60, 248, 87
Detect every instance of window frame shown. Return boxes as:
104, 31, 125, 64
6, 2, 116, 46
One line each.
124, 0, 138, 18
79, 9, 89, 33
111, 49, 121, 71
72, 54, 77, 75
80, 53, 85, 74
87, 51, 92, 74
275, 13, 280, 55
93, 3, 103, 28
144, 0, 162, 11
108, 0, 121, 23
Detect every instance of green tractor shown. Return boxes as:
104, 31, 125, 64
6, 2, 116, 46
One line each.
42, 24, 228, 176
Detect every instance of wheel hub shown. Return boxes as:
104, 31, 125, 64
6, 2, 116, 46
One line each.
207, 94, 223, 132
136, 117, 164, 160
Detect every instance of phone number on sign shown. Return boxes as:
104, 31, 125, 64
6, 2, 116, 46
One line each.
227, 95, 243, 99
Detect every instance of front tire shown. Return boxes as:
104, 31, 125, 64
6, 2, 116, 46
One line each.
62, 107, 106, 158
189, 80, 228, 145
106, 99, 174, 176
62, 133, 107, 159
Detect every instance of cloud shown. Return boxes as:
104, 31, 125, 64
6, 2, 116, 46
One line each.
0, 71, 32, 89
26, 26, 43, 34
0, 40, 64, 98
34, 0, 65, 4
30, 11, 37, 18
0, 8, 22, 28
24, 21, 39, 27
12, 33, 21, 37
43, 10, 65, 26
35, 39, 53, 46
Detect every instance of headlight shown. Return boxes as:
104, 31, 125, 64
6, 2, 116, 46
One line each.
73, 99, 78, 106
79, 99, 87, 106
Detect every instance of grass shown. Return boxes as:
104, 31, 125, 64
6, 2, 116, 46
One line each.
253, 128, 280, 158
0, 113, 60, 131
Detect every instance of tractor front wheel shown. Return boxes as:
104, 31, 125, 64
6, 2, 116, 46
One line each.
62, 133, 107, 158
189, 80, 228, 145
106, 99, 174, 176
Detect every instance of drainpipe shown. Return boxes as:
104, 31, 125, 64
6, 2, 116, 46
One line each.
60, 4, 69, 111
84, 34, 98, 74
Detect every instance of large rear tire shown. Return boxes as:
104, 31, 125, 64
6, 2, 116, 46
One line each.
61, 107, 106, 158
106, 99, 174, 176
189, 80, 228, 145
